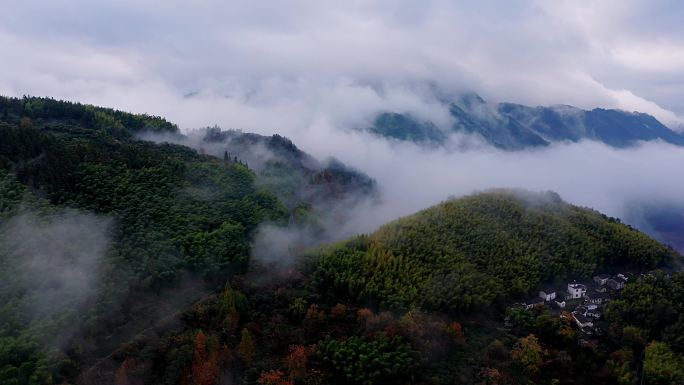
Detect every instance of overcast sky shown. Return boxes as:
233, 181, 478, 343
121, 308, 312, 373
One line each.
1, 0, 683, 130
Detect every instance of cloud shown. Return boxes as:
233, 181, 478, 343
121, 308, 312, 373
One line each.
295, 127, 676, 226
285, 126, 684, 253
0, 0, 683, 126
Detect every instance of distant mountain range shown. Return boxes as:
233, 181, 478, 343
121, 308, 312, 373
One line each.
368, 93, 684, 150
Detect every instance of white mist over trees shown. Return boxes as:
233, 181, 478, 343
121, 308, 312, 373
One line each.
0, 210, 112, 348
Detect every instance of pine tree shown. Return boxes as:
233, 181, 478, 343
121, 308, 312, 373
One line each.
237, 328, 256, 366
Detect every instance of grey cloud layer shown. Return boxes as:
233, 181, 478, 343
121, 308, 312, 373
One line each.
1, 0, 683, 126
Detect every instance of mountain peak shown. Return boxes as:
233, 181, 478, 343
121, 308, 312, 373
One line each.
457, 92, 487, 109
366, 92, 684, 150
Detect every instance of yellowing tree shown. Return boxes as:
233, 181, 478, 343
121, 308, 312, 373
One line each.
511, 334, 544, 376
237, 328, 256, 366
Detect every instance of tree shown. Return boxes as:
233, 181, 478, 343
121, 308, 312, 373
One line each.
330, 303, 347, 319
478, 368, 504, 385
192, 330, 219, 385
317, 334, 416, 385
644, 341, 684, 385
237, 328, 256, 366
286, 345, 309, 380
511, 334, 544, 376
448, 321, 466, 346
218, 283, 239, 332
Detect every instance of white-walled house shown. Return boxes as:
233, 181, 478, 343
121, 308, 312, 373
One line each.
539, 289, 556, 302
586, 292, 611, 305
566, 282, 587, 299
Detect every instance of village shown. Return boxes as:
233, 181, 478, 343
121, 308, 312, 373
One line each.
511, 272, 636, 337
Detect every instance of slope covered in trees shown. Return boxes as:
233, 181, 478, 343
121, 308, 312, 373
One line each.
106, 191, 681, 385
200, 127, 377, 210
307, 190, 678, 312
0, 96, 289, 384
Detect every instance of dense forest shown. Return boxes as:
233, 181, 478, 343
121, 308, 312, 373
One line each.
1, 96, 683, 385
307, 190, 677, 311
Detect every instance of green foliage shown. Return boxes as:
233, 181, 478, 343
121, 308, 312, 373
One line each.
308, 190, 677, 311
317, 334, 416, 385
369, 112, 446, 143
644, 341, 684, 385
605, 272, 684, 349
0, 95, 178, 136
183, 221, 249, 272
0, 95, 289, 384
256, 160, 307, 208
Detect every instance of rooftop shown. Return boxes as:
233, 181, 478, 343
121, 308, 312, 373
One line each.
573, 313, 592, 324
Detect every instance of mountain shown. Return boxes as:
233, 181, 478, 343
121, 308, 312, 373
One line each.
0, 95, 373, 385
2, 96, 684, 385
306, 189, 678, 311
74, 189, 681, 385
200, 127, 377, 209
368, 93, 684, 150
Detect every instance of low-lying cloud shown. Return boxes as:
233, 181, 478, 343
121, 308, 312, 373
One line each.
257, 124, 684, 255
0, 210, 112, 348
296, 125, 684, 235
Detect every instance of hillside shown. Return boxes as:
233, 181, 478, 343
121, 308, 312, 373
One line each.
306, 190, 679, 311
368, 93, 684, 150
0, 96, 296, 384
93, 190, 683, 385
200, 127, 377, 209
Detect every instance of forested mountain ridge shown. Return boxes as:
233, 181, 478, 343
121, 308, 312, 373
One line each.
368, 93, 684, 150
1, 96, 683, 385
306, 189, 679, 311
99, 190, 683, 385
199, 127, 377, 209
0, 95, 291, 384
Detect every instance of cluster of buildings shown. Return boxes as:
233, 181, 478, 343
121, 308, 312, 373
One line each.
518, 273, 633, 334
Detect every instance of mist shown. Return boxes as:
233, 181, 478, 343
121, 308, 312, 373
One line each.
281, 123, 684, 252
333, 135, 684, 237
0, 210, 112, 348
131, 79, 684, 258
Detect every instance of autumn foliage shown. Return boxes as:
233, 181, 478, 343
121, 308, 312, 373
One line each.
330, 303, 348, 319
286, 345, 310, 380
305, 304, 325, 321
511, 334, 544, 376
257, 370, 293, 385
448, 321, 467, 345
356, 308, 373, 323
191, 330, 220, 385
